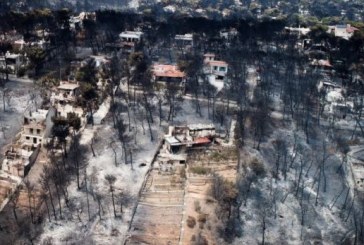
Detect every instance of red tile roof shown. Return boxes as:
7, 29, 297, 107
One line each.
194, 137, 211, 144
153, 64, 185, 78
347, 26, 359, 33
318, 59, 332, 67
311, 59, 332, 68
206, 60, 228, 67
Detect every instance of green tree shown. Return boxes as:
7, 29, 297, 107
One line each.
25, 46, 46, 77
80, 83, 98, 126
52, 116, 69, 161
76, 58, 97, 85
67, 112, 81, 131
309, 24, 330, 43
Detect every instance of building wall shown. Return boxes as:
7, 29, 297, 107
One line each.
335, 29, 351, 39
21, 133, 44, 147
21, 108, 55, 147
189, 128, 216, 138
44, 107, 55, 139
24, 145, 40, 176
121, 37, 139, 42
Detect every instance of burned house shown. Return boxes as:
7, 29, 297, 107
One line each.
50, 81, 84, 119
219, 28, 238, 40
163, 124, 216, 155
1, 144, 40, 177
51, 81, 80, 105
159, 124, 216, 167
311, 59, 333, 69
0, 108, 51, 185
119, 31, 143, 53
188, 124, 216, 139
0, 51, 26, 74
20, 108, 54, 148
175, 33, 194, 48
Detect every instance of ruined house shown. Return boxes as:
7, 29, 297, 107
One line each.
159, 124, 216, 167
119, 31, 143, 53
163, 124, 216, 155
51, 81, 84, 119
0, 51, 26, 74
1, 144, 40, 177
20, 108, 54, 148
51, 81, 81, 105
175, 33, 194, 48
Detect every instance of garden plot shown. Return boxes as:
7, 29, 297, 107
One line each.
126, 163, 186, 245
181, 146, 238, 245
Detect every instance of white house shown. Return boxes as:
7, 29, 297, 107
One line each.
20, 108, 54, 148
56, 103, 84, 120
0, 51, 25, 73
203, 54, 228, 80
90, 55, 110, 67
175, 33, 193, 47
51, 81, 81, 105
285, 26, 310, 36
119, 31, 143, 53
51, 81, 84, 124
219, 28, 238, 39
119, 31, 143, 43
328, 24, 359, 40
69, 12, 96, 30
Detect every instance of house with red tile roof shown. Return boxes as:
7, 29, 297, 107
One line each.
327, 24, 359, 40
152, 64, 186, 90
203, 54, 228, 80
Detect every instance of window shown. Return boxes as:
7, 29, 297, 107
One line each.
219, 67, 226, 72
30, 128, 34, 134
37, 129, 41, 135
33, 138, 37, 144
26, 136, 30, 140
213, 66, 218, 71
